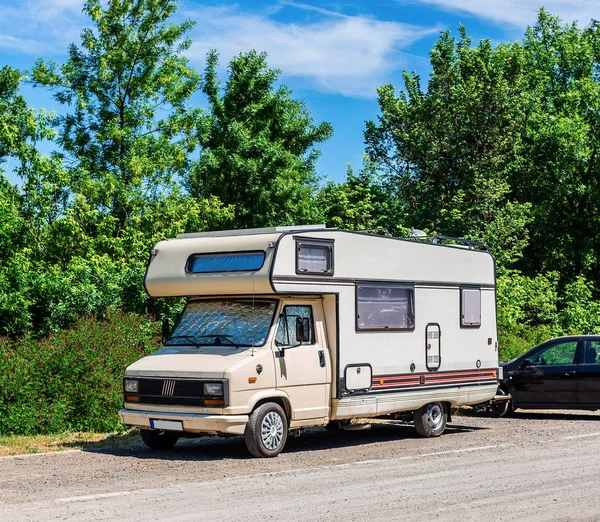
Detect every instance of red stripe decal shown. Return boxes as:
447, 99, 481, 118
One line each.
369, 368, 497, 389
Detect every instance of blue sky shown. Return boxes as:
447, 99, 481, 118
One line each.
0, 0, 596, 185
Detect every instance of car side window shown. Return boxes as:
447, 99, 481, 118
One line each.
582, 341, 600, 364
531, 341, 577, 365
275, 305, 315, 346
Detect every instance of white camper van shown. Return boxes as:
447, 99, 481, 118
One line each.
119, 226, 499, 457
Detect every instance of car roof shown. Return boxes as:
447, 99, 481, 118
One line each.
545, 335, 600, 342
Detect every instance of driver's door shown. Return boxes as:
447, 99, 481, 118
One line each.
274, 301, 330, 421
512, 339, 579, 407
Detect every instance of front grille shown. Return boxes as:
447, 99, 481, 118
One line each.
138, 378, 205, 397
128, 378, 225, 407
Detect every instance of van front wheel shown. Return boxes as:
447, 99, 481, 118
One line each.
245, 402, 288, 458
413, 402, 447, 437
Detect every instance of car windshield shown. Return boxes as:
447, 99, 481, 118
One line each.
165, 299, 277, 348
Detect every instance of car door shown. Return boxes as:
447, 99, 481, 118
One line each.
511, 339, 579, 408
273, 301, 331, 421
577, 338, 600, 408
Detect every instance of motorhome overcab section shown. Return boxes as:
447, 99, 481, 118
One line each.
119, 225, 500, 457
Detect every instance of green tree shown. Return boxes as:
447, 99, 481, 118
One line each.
513, 11, 600, 286
317, 159, 406, 235
32, 0, 201, 227
364, 26, 531, 267
0, 66, 66, 335
186, 50, 333, 228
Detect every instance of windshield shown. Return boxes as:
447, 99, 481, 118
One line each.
165, 299, 277, 347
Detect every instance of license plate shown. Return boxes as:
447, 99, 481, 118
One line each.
150, 419, 183, 431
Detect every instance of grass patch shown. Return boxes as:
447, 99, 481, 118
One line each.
0, 429, 141, 456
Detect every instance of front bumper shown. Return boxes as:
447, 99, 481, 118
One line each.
119, 409, 249, 435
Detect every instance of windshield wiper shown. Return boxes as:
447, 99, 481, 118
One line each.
165, 335, 201, 346
196, 334, 243, 347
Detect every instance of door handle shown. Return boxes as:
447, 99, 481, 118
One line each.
564, 371, 575, 376
318, 350, 326, 368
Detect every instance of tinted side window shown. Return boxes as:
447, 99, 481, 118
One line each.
275, 305, 315, 345
531, 341, 577, 365
582, 341, 600, 364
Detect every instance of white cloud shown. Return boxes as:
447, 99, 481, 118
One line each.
184, 4, 441, 98
0, 0, 85, 55
0, 35, 49, 55
0, 0, 440, 98
410, 0, 599, 28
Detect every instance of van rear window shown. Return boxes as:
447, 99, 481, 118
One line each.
461, 287, 481, 327
187, 251, 265, 273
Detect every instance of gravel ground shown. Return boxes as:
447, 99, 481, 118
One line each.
1, 409, 599, 521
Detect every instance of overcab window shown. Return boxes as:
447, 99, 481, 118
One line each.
461, 287, 481, 327
356, 283, 415, 331
187, 251, 265, 273
296, 238, 334, 275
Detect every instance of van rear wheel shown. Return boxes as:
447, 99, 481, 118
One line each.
140, 429, 179, 449
414, 402, 447, 437
245, 402, 288, 458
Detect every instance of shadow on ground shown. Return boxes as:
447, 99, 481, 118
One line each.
82, 420, 486, 462
510, 410, 600, 421
458, 406, 600, 422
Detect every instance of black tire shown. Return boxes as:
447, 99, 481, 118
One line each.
486, 386, 513, 418
245, 402, 288, 458
140, 429, 179, 450
413, 402, 447, 437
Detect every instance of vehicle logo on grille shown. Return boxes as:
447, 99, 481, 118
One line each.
162, 380, 176, 396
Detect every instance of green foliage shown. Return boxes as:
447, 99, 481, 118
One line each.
186, 50, 333, 227
558, 277, 600, 334
512, 11, 600, 287
317, 159, 408, 235
0, 1, 237, 337
365, 26, 532, 267
32, 0, 201, 226
0, 188, 234, 336
0, 312, 160, 435
498, 323, 559, 363
496, 271, 559, 327
0, 65, 54, 172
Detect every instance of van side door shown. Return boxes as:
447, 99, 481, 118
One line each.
273, 300, 331, 421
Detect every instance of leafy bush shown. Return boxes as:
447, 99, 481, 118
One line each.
497, 323, 561, 362
497, 272, 600, 361
0, 312, 160, 435
558, 276, 600, 334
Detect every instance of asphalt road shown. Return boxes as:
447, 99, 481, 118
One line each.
2, 410, 600, 521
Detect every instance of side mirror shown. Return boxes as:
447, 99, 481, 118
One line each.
520, 358, 532, 369
295, 317, 310, 343
161, 317, 171, 341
